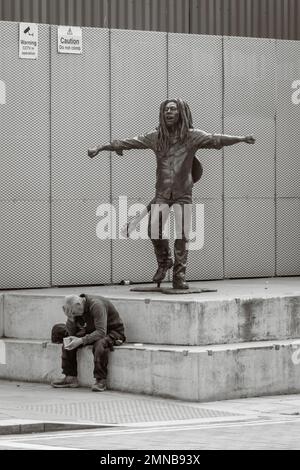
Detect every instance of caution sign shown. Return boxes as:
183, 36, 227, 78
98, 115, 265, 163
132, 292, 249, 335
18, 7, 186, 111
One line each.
19, 23, 38, 59
58, 26, 83, 54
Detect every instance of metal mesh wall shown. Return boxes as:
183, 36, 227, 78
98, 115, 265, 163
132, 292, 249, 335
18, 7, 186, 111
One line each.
0, 200, 51, 288
110, 29, 167, 283
168, 33, 223, 200
2, 23, 300, 288
111, 197, 157, 284
276, 199, 300, 275
223, 36, 276, 278
224, 199, 276, 278
276, 40, 300, 275
0, 21, 51, 288
166, 198, 223, 282
168, 33, 223, 281
276, 41, 300, 198
51, 199, 111, 285
186, 199, 223, 280
50, 26, 111, 285
224, 36, 276, 199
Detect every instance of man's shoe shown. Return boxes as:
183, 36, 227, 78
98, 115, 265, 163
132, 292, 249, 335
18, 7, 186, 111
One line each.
92, 380, 107, 392
51, 376, 79, 388
153, 259, 174, 283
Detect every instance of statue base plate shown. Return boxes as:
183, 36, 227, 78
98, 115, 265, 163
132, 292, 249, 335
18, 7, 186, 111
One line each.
130, 286, 217, 295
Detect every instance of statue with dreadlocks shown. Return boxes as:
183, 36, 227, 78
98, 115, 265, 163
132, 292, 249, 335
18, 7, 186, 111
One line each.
88, 98, 255, 289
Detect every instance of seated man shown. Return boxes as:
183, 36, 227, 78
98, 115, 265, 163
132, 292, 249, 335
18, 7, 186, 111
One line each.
51, 294, 126, 392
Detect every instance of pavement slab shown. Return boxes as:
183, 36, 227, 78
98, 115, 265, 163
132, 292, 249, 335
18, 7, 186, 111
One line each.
0, 379, 299, 438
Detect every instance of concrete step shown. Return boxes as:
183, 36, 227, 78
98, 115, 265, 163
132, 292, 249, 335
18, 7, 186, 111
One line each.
2, 292, 300, 346
0, 294, 3, 337
0, 338, 300, 402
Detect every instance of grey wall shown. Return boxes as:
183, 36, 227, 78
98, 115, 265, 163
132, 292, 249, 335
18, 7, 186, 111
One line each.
0, 0, 300, 40
0, 22, 51, 288
1, 21, 300, 288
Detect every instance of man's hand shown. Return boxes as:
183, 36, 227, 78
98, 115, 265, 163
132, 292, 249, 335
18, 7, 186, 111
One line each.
88, 146, 102, 159
243, 135, 256, 144
104, 336, 115, 351
64, 336, 83, 351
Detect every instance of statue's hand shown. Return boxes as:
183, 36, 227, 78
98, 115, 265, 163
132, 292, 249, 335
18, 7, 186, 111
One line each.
244, 135, 255, 144
88, 146, 101, 158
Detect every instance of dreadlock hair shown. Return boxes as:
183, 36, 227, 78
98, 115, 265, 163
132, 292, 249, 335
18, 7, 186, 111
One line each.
156, 98, 194, 155
183, 100, 194, 129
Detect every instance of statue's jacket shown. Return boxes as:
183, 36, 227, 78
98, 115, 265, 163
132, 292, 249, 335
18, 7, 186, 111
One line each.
108, 129, 224, 200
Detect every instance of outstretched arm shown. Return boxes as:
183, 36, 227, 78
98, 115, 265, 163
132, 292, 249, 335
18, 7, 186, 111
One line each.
88, 142, 119, 158
191, 129, 255, 150
88, 131, 156, 158
217, 134, 255, 146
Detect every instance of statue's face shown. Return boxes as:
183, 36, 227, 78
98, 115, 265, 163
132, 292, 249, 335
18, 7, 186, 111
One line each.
164, 101, 179, 128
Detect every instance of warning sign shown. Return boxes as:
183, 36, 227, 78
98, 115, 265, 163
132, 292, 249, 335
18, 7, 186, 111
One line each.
19, 23, 38, 59
58, 26, 83, 54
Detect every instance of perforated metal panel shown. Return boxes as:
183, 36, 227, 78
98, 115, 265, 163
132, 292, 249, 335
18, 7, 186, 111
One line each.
168, 33, 223, 199
51, 199, 111, 285
0, 201, 50, 288
110, 29, 167, 282
160, 197, 220, 282
0, 22, 51, 289
276, 198, 300, 275
51, 26, 110, 200
111, 197, 157, 284
111, 196, 224, 284
51, 26, 111, 285
110, 29, 167, 199
162, 198, 223, 282
224, 36, 276, 198
224, 199, 275, 278
168, 34, 223, 282
276, 40, 300, 198
110, 152, 157, 199
0, 22, 50, 200
2, 22, 300, 288
185, 198, 223, 280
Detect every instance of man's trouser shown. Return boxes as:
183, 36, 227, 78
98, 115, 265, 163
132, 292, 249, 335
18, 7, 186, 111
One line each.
51, 324, 125, 381
147, 194, 192, 282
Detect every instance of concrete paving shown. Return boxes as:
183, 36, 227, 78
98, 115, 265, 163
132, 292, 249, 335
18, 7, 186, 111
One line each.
0, 380, 300, 449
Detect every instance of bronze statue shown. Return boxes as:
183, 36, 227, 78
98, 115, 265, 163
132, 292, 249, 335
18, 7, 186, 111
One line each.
88, 98, 255, 289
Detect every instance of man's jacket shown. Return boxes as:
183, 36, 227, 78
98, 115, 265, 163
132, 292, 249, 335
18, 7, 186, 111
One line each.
66, 294, 126, 346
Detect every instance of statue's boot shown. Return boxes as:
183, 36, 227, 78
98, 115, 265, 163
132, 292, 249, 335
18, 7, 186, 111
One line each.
172, 239, 189, 290
152, 239, 174, 284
